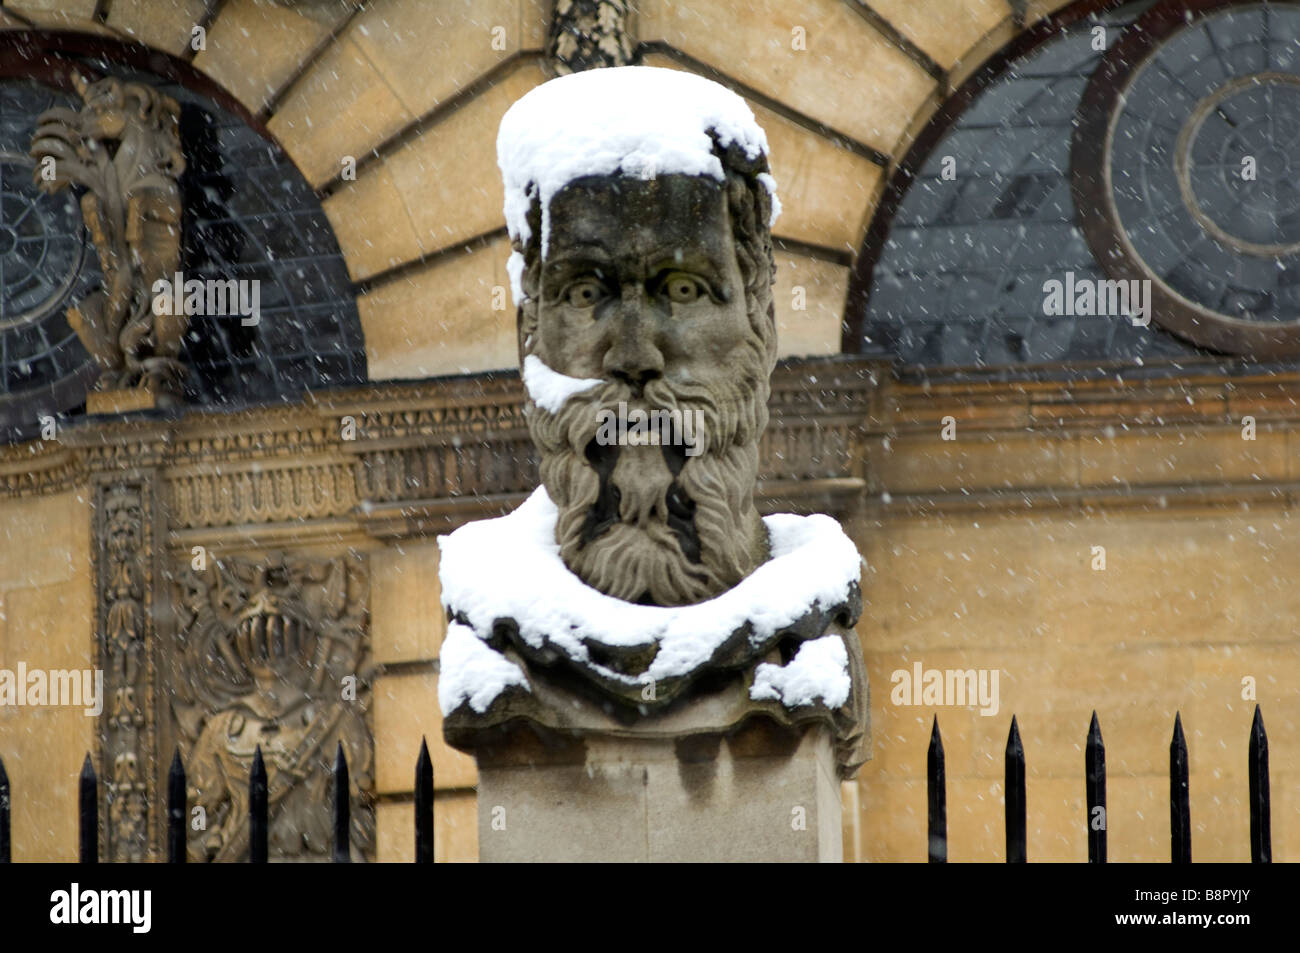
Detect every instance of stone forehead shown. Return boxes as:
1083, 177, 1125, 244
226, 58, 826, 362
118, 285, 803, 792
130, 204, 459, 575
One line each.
542, 174, 732, 252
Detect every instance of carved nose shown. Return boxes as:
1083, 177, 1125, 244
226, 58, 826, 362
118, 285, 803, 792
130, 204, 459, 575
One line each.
603, 325, 664, 395
608, 365, 661, 392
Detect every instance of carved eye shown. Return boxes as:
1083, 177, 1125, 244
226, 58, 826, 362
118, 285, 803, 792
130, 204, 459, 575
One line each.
565, 279, 606, 308
663, 273, 703, 304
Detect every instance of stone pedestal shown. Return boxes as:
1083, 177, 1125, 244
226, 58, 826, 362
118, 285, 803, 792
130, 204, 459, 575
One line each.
473, 720, 842, 863
87, 388, 158, 415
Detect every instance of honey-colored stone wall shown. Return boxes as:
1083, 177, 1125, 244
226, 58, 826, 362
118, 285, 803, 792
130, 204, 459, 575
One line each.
846, 379, 1300, 862
369, 540, 478, 862
853, 504, 1300, 862
0, 490, 94, 862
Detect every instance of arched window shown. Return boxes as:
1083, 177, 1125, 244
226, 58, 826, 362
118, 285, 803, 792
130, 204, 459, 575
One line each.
0, 33, 365, 439
848, 0, 1300, 375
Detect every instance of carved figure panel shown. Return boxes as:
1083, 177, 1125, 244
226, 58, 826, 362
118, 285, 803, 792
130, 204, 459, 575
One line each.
30, 74, 186, 398
171, 553, 374, 861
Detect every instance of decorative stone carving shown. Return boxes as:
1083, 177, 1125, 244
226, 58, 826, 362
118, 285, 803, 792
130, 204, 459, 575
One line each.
267, 0, 364, 16
93, 481, 156, 862
0, 361, 878, 522
548, 0, 635, 74
166, 462, 357, 530
171, 553, 373, 861
440, 68, 870, 785
30, 74, 187, 402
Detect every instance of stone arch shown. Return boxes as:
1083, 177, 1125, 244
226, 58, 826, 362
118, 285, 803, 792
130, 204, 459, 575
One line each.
842, 0, 1131, 358
0, 0, 1088, 380
0, 24, 365, 433
842, 0, 1300, 369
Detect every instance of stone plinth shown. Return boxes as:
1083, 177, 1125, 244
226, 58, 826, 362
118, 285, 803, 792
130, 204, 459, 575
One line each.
86, 388, 158, 415
473, 720, 842, 863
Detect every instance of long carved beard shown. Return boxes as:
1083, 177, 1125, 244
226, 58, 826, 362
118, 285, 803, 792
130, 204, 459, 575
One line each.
528, 359, 770, 607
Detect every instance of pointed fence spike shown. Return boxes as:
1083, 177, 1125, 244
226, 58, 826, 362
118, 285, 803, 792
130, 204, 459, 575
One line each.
79, 754, 97, 864
249, 745, 268, 864
1086, 711, 1107, 863
1005, 716, 1026, 863
1170, 712, 1191, 863
168, 748, 186, 863
415, 737, 434, 863
927, 716, 947, 863
1249, 705, 1271, 863
0, 755, 9, 863
333, 742, 351, 863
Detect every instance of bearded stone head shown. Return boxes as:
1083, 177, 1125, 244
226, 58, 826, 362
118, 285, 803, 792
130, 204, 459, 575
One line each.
501, 67, 779, 607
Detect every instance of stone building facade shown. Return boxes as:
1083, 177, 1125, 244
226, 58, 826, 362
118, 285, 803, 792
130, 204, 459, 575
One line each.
0, 0, 1294, 862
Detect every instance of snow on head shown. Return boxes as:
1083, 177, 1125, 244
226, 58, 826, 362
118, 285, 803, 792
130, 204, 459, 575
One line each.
497, 65, 780, 258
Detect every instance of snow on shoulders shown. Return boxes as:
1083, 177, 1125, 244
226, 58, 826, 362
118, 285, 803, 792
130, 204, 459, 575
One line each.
437, 622, 529, 716
522, 354, 602, 413
750, 635, 851, 709
438, 487, 861, 693
497, 65, 780, 255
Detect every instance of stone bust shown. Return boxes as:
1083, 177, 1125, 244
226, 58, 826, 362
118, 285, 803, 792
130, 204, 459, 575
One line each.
521, 156, 776, 608
439, 67, 868, 776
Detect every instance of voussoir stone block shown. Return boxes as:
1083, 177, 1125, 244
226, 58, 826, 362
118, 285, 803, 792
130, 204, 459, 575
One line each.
639, 0, 937, 153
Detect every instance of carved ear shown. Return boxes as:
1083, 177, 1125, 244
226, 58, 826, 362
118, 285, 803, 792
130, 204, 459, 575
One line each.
517, 295, 538, 366
516, 312, 530, 367
514, 226, 540, 365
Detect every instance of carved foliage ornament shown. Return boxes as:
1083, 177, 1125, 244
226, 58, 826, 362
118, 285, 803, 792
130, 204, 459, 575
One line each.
30, 74, 187, 398
95, 481, 155, 862
548, 0, 634, 75
172, 553, 374, 861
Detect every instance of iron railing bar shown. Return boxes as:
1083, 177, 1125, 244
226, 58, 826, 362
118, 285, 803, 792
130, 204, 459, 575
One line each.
79, 754, 97, 864
1086, 711, 1107, 863
927, 716, 947, 863
1005, 715, 1026, 863
1170, 712, 1191, 863
167, 748, 186, 863
1249, 705, 1271, 864
415, 737, 434, 864
333, 742, 351, 863
249, 746, 268, 864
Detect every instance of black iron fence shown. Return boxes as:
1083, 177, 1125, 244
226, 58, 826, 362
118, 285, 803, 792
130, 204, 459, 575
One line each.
927, 705, 1272, 863
0, 738, 436, 863
0, 708, 1277, 862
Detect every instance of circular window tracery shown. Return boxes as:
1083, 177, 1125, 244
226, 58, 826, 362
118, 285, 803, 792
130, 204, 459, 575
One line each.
1075, 0, 1300, 355
0, 151, 95, 332
854, 0, 1300, 371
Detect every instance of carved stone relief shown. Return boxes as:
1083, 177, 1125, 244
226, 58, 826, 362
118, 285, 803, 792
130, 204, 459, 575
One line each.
548, 0, 635, 74
93, 480, 157, 862
171, 553, 373, 861
30, 75, 186, 401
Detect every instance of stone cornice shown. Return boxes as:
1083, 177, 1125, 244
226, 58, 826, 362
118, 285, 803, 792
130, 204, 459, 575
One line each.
8, 360, 1300, 528
881, 368, 1300, 433
869, 368, 1300, 517
0, 359, 887, 540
